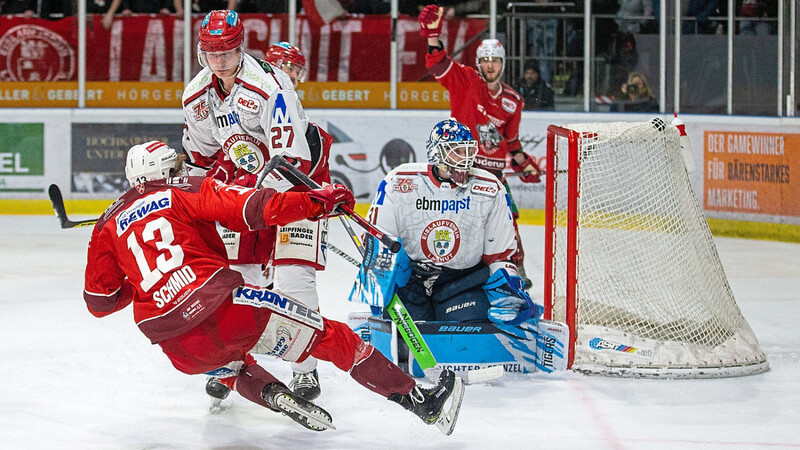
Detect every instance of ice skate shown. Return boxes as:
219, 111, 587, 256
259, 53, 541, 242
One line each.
388, 369, 465, 435
262, 382, 334, 431
288, 369, 321, 401
206, 376, 231, 413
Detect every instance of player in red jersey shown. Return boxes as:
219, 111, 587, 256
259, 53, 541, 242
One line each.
418, 4, 542, 288
83, 141, 464, 433
265, 41, 308, 89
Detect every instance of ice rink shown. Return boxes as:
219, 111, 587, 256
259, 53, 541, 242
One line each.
1, 215, 799, 449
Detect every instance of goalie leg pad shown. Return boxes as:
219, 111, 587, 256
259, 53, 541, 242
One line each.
535, 319, 569, 372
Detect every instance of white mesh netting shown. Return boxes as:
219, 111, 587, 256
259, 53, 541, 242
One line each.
549, 120, 768, 378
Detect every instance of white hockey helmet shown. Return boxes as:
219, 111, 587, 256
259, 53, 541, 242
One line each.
475, 38, 505, 77
125, 141, 183, 188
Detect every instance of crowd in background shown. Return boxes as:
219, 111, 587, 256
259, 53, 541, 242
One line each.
0, 0, 778, 33
0, 0, 782, 113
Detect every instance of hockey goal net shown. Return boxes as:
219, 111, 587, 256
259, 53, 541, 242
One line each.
544, 119, 768, 378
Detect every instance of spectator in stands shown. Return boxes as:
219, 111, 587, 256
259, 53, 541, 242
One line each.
103, 0, 175, 29
87, 0, 112, 14
618, 71, 658, 112
615, 0, 653, 35
737, 0, 772, 35
40, 0, 74, 19
189, 0, 235, 14
514, 62, 555, 111
683, 0, 721, 34
0, 0, 37, 17
237, 0, 299, 13
525, 1, 558, 85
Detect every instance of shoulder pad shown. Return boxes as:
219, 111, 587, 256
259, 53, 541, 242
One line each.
391, 162, 429, 175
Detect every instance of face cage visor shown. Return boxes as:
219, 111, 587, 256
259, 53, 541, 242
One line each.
197, 43, 243, 72
436, 140, 477, 187
437, 140, 477, 170
279, 61, 307, 87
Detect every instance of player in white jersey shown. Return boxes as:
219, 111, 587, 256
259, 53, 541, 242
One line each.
182, 11, 329, 403
365, 118, 535, 323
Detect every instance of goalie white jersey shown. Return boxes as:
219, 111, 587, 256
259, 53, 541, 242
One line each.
367, 162, 517, 270
182, 53, 311, 192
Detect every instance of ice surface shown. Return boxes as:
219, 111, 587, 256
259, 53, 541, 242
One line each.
1, 216, 798, 449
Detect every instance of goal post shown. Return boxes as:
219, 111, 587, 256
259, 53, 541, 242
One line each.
544, 119, 768, 378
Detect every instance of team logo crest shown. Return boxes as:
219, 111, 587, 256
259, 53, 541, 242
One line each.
192, 100, 210, 120
0, 25, 74, 81
420, 219, 461, 263
477, 123, 502, 154
223, 134, 267, 174
393, 178, 417, 193
501, 97, 517, 113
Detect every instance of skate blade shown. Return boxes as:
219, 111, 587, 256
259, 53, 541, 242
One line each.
435, 376, 465, 436
209, 398, 228, 414
275, 394, 336, 431
465, 365, 505, 385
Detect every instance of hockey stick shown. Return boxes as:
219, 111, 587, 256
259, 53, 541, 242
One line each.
328, 232, 504, 385
338, 216, 365, 257
327, 241, 360, 267
329, 219, 439, 373
48, 184, 98, 229
502, 168, 567, 178
267, 155, 402, 253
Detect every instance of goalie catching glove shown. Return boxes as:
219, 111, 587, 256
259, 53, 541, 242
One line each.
307, 184, 355, 220
418, 4, 444, 38
510, 152, 542, 183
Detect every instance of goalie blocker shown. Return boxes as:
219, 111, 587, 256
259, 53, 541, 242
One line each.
348, 313, 569, 377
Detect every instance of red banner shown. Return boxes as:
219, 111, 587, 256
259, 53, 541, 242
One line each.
0, 14, 486, 83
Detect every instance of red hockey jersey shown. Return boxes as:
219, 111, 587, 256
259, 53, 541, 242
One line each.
426, 48, 523, 177
83, 177, 320, 343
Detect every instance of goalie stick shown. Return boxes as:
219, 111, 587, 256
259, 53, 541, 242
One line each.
326, 239, 504, 386
48, 184, 98, 229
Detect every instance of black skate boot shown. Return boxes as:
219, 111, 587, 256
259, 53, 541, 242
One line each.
206, 377, 231, 413
262, 382, 335, 431
388, 369, 465, 435
288, 369, 321, 401
517, 264, 533, 292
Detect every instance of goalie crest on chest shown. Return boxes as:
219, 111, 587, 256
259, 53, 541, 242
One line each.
420, 219, 461, 263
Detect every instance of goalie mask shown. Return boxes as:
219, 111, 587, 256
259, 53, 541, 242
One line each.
475, 39, 505, 82
125, 141, 186, 188
197, 10, 244, 74
265, 42, 307, 88
426, 118, 478, 188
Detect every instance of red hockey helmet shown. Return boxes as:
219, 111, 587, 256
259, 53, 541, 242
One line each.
265, 42, 307, 69
199, 10, 244, 52
264, 41, 307, 86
